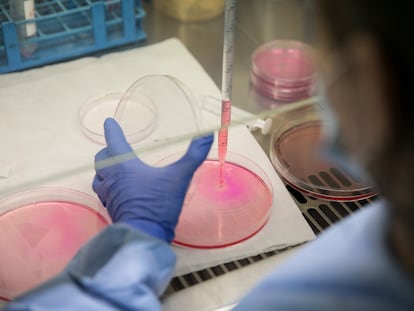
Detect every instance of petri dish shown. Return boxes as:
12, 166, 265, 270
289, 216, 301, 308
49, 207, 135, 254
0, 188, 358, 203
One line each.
79, 91, 157, 145
80, 75, 204, 147
0, 188, 110, 301
157, 151, 273, 249
269, 104, 377, 201
251, 40, 316, 87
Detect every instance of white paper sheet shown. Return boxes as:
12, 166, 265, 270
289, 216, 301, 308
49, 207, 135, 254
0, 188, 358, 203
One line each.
0, 38, 314, 276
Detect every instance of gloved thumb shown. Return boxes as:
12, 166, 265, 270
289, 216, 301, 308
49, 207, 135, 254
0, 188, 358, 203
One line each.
104, 118, 133, 155
173, 133, 214, 175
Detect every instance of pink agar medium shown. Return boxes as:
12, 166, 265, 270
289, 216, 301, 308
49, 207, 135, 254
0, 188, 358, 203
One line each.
0, 201, 109, 300
174, 160, 272, 249
252, 42, 314, 86
275, 122, 329, 175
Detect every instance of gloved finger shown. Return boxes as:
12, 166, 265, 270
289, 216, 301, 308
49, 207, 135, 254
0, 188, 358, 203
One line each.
95, 147, 109, 163
92, 174, 102, 193
104, 118, 133, 155
173, 133, 214, 175
92, 175, 106, 207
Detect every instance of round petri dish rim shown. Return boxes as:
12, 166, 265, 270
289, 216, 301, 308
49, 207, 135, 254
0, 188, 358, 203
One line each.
114, 74, 204, 135
156, 150, 274, 249
269, 105, 377, 201
79, 91, 158, 145
0, 187, 111, 223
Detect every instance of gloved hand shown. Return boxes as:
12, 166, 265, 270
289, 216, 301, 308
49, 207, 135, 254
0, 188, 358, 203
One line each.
93, 118, 213, 243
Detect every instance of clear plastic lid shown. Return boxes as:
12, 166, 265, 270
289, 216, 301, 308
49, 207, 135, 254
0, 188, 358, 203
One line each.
80, 75, 204, 145
80, 91, 158, 145
251, 40, 316, 87
0, 188, 110, 301
269, 104, 377, 201
157, 150, 273, 249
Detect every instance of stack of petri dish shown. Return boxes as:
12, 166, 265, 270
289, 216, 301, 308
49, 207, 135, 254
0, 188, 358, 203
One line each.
251, 40, 315, 103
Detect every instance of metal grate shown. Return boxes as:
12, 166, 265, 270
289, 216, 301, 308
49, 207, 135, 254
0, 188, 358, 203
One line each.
286, 184, 377, 234
163, 249, 283, 297
289, 165, 376, 201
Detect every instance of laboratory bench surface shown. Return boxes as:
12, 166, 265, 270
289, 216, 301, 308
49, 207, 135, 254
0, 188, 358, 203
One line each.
0, 1, 373, 310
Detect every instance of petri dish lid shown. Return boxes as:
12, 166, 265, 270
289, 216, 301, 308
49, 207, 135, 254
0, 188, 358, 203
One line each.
0, 188, 110, 301
252, 40, 316, 87
156, 151, 273, 249
269, 104, 377, 201
80, 75, 204, 146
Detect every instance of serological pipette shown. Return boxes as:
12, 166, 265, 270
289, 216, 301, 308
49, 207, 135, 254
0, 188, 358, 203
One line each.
218, 0, 237, 166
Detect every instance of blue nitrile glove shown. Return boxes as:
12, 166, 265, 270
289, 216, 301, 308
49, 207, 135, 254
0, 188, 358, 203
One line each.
93, 118, 213, 243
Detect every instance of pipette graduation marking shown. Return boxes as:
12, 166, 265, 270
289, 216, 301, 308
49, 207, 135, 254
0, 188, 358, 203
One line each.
219, 0, 237, 167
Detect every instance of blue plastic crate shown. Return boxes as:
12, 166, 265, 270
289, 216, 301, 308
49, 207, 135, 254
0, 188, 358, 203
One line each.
0, 0, 146, 73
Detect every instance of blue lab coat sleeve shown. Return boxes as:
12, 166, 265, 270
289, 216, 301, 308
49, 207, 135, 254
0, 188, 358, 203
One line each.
235, 200, 414, 311
4, 224, 176, 311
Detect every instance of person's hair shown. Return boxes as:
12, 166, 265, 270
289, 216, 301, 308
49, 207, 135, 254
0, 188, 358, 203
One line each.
316, 1, 413, 127
316, 0, 414, 233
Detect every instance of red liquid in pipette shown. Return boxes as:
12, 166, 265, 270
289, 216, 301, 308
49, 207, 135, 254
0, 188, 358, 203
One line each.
219, 99, 232, 185
218, 129, 227, 186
